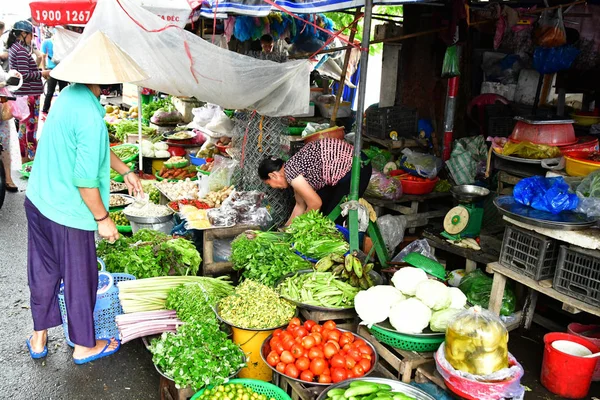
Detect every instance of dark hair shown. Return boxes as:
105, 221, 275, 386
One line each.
7, 30, 24, 49
260, 34, 274, 44
258, 157, 284, 180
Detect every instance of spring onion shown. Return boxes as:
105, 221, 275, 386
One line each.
116, 310, 183, 344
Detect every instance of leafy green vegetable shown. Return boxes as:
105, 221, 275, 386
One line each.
97, 229, 201, 279
230, 230, 310, 287
280, 271, 359, 308
142, 97, 172, 120
114, 120, 158, 142
166, 283, 231, 323
286, 210, 348, 259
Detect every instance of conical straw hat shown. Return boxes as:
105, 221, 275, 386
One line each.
51, 31, 148, 84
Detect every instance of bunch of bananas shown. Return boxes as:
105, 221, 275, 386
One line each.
314, 252, 375, 289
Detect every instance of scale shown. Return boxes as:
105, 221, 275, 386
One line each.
441, 185, 490, 240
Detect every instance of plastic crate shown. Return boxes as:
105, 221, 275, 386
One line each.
499, 225, 560, 281
366, 106, 417, 140
553, 245, 600, 307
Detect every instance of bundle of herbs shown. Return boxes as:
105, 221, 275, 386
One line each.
230, 230, 310, 287
286, 210, 349, 259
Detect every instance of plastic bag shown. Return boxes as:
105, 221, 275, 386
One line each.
533, 45, 580, 75
207, 207, 237, 227
459, 270, 516, 316
200, 156, 237, 196
534, 8, 566, 48
392, 239, 437, 263
575, 171, 600, 217
441, 45, 460, 78
376, 215, 407, 256
364, 171, 402, 200
401, 149, 442, 179
502, 140, 561, 159
151, 108, 182, 124
436, 343, 525, 400
237, 206, 273, 229
340, 200, 369, 232
513, 176, 579, 214
213, 238, 234, 262
9, 96, 29, 122
222, 190, 264, 213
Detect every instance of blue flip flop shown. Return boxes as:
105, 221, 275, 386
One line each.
26, 336, 48, 359
73, 338, 120, 365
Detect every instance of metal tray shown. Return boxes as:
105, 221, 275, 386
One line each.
154, 352, 245, 383
261, 328, 379, 387
316, 377, 436, 400
493, 151, 563, 166
373, 320, 445, 338
514, 116, 575, 125
494, 196, 598, 230
276, 269, 383, 312
123, 211, 174, 224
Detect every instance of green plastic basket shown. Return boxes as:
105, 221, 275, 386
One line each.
191, 379, 291, 400
369, 325, 444, 352
19, 161, 34, 178
112, 144, 139, 163
117, 225, 132, 234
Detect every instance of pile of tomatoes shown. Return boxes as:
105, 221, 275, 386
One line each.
264, 318, 374, 384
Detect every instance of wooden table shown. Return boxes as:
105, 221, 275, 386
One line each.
486, 262, 600, 330
423, 230, 500, 273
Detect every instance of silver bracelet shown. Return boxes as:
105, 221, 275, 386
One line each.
122, 170, 134, 177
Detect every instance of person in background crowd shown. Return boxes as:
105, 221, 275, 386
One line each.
7, 20, 49, 163
0, 22, 8, 72
0, 69, 19, 192
41, 29, 68, 119
260, 34, 274, 53
259, 138, 372, 225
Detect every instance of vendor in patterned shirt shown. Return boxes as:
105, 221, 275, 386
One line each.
259, 138, 372, 225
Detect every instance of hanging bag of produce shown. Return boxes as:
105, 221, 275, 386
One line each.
441, 45, 460, 78
534, 7, 566, 48
436, 306, 525, 400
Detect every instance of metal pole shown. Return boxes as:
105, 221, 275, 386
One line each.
137, 85, 143, 175
348, 0, 373, 252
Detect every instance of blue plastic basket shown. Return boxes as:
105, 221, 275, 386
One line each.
58, 258, 135, 347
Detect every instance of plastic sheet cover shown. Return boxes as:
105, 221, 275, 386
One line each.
75, 0, 311, 117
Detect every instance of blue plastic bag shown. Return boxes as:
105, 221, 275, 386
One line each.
513, 176, 579, 214
533, 45, 580, 74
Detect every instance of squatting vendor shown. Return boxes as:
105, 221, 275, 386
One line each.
259, 138, 372, 225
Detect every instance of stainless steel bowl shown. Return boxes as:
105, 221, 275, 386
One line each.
260, 328, 379, 387
316, 377, 436, 400
154, 351, 246, 384
451, 185, 490, 203
123, 213, 174, 224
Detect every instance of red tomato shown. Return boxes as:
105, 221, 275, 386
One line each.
331, 367, 347, 383
302, 335, 316, 349
339, 335, 352, 347
273, 329, 283, 338
270, 337, 281, 349
346, 369, 355, 379
328, 329, 341, 343
323, 342, 339, 359
311, 325, 323, 334
342, 344, 351, 352
280, 350, 295, 364
273, 341, 285, 354
285, 363, 300, 379
308, 347, 324, 360
287, 325, 298, 336
291, 344, 304, 358
318, 374, 332, 384
322, 367, 331, 376
323, 321, 337, 331
282, 337, 295, 351
342, 331, 355, 343
358, 345, 373, 356
266, 351, 280, 367
295, 337, 302, 344
304, 320, 316, 331
330, 354, 345, 369
345, 356, 356, 370
295, 356, 310, 371
326, 340, 341, 351
353, 339, 366, 348
347, 349, 362, 362
359, 358, 371, 372
295, 327, 309, 339
311, 333, 323, 345
352, 365, 365, 377
310, 357, 327, 376
321, 329, 332, 341
276, 362, 287, 373
281, 332, 293, 343
300, 370, 314, 382
289, 317, 301, 327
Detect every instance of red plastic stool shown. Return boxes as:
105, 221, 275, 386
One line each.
467, 94, 510, 136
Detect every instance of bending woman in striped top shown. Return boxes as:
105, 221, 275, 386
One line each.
259, 138, 372, 225
7, 21, 50, 163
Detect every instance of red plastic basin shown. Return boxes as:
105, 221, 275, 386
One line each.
560, 136, 599, 153
400, 177, 439, 195
509, 120, 576, 146
567, 324, 600, 381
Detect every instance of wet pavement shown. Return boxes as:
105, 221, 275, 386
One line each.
0, 171, 159, 400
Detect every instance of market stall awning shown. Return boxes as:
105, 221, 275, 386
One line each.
29, 0, 201, 27
198, 0, 430, 17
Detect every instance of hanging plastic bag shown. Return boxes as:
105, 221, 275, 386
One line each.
364, 171, 403, 200
2, 89, 30, 122
513, 176, 579, 214
400, 149, 443, 179
502, 140, 562, 159
376, 215, 407, 256
200, 155, 237, 196
534, 8, 566, 48
459, 270, 516, 316
442, 45, 460, 78
392, 239, 437, 263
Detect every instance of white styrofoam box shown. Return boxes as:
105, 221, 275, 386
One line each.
481, 82, 517, 101
514, 69, 541, 106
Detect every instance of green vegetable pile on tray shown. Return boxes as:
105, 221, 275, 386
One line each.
166, 283, 233, 323
286, 210, 349, 259
96, 229, 201, 278
315, 252, 376, 289
109, 210, 130, 226
110, 161, 135, 181
150, 287, 245, 391
114, 120, 158, 142
326, 381, 416, 400
142, 97, 171, 121
279, 271, 360, 309
196, 383, 273, 400
218, 280, 296, 329
111, 144, 139, 161
231, 230, 311, 287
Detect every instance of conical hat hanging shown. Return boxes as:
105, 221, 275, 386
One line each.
51, 31, 148, 84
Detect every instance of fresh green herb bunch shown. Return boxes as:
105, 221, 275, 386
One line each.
286, 210, 348, 259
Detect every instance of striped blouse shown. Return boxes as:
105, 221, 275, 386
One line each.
8, 42, 43, 96
284, 138, 354, 190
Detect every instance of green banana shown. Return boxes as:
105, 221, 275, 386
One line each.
349, 274, 360, 288
315, 256, 334, 272
359, 275, 370, 290
341, 269, 350, 279
353, 257, 363, 278
344, 254, 354, 272
366, 274, 374, 288
330, 253, 345, 264
363, 263, 374, 274
331, 264, 345, 275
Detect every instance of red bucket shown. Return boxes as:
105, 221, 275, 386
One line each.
567, 324, 600, 381
541, 332, 600, 399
